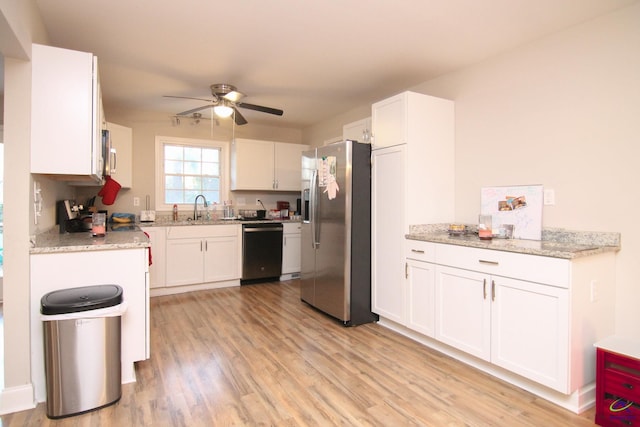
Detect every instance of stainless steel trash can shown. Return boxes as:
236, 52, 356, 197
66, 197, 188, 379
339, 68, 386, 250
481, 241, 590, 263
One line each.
41, 284, 124, 419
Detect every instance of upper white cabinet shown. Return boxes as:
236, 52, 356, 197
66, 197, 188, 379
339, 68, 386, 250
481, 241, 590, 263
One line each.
371, 92, 454, 320
31, 44, 104, 183
231, 139, 309, 191
343, 117, 371, 143
106, 122, 133, 188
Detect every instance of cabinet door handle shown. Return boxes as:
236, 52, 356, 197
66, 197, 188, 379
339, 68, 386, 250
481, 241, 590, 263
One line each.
623, 383, 634, 390
200, 241, 203, 252
491, 280, 496, 301
483, 279, 487, 299
284, 236, 287, 246
479, 259, 499, 266
405, 262, 408, 279
411, 249, 425, 254
205, 240, 208, 251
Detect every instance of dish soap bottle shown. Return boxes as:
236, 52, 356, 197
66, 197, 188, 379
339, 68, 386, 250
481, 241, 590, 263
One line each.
173, 204, 178, 221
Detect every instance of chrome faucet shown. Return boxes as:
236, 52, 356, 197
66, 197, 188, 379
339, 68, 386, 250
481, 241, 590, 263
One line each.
193, 194, 208, 220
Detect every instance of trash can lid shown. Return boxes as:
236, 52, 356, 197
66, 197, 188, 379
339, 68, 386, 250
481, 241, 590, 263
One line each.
41, 284, 123, 315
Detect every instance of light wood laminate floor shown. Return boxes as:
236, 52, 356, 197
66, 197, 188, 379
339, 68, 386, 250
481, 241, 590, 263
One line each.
2, 280, 596, 426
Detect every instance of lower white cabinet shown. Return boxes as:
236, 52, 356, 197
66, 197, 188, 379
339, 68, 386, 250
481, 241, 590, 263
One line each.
406, 258, 436, 338
30, 248, 149, 402
282, 222, 302, 276
141, 226, 166, 289
165, 225, 241, 287
395, 240, 616, 400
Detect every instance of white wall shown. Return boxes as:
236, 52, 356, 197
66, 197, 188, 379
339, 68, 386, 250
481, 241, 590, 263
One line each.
413, 3, 640, 339
308, 4, 640, 340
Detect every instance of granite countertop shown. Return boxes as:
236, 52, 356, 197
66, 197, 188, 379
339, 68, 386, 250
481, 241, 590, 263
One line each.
31, 227, 150, 254
407, 224, 621, 259
139, 217, 301, 227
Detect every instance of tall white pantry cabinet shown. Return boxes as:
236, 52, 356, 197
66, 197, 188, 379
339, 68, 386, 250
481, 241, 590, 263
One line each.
371, 91, 455, 323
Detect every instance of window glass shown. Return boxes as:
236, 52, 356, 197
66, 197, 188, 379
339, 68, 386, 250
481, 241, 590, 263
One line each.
161, 143, 222, 205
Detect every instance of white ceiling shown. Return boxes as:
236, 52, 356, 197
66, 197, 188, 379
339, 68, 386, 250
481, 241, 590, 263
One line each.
27, 0, 639, 128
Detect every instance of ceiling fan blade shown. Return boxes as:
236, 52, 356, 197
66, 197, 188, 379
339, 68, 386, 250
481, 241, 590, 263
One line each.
222, 90, 245, 103
233, 107, 248, 125
177, 105, 213, 116
237, 102, 284, 116
164, 95, 213, 103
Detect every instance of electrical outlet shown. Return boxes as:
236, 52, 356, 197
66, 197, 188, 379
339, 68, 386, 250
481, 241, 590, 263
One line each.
544, 189, 556, 205
133, 197, 140, 207
256, 199, 261, 206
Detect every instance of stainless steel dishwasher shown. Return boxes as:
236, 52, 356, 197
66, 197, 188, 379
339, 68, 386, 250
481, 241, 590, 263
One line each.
241, 222, 283, 284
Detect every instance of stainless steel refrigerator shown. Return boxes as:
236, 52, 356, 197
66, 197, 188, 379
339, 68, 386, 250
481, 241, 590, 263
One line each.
300, 140, 378, 326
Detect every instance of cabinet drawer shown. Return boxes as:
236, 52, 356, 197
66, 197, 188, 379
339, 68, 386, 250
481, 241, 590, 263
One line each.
166, 224, 239, 239
405, 240, 435, 262
604, 370, 640, 403
283, 222, 302, 233
435, 244, 570, 288
599, 397, 640, 427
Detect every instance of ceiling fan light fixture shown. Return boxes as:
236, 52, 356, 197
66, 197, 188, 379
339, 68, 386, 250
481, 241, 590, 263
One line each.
214, 102, 234, 118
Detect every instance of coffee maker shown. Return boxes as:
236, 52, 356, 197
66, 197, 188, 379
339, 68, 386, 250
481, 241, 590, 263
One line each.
56, 200, 84, 233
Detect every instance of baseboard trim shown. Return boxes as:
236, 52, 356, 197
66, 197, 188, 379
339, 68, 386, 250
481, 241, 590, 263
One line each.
0, 383, 36, 415
377, 317, 595, 414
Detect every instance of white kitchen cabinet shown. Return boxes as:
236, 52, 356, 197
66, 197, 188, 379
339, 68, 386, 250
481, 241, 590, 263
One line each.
435, 265, 492, 360
31, 43, 104, 183
30, 248, 149, 402
141, 226, 166, 289
406, 259, 436, 338
371, 145, 407, 323
371, 92, 454, 322
231, 138, 309, 191
106, 121, 133, 188
281, 222, 302, 278
431, 242, 614, 395
343, 117, 371, 143
165, 225, 241, 288
434, 263, 569, 391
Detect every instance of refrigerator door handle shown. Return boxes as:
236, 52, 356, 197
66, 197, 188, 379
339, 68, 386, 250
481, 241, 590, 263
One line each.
310, 169, 320, 248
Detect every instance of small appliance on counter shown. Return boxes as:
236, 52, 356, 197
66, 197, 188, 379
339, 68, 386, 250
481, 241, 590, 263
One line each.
140, 195, 156, 223
277, 201, 290, 219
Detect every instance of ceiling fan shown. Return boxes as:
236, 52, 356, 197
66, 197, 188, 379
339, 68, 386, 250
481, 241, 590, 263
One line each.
164, 83, 284, 126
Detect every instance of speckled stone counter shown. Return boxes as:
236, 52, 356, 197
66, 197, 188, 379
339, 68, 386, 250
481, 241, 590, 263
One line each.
138, 216, 301, 227
31, 227, 150, 254
407, 224, 620, 259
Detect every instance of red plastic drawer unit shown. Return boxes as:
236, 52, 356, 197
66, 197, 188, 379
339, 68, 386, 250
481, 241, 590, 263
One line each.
596, 347, 640, 426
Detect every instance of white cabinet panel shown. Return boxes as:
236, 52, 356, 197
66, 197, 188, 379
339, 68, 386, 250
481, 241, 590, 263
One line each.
204, 236, 240, 282
165, 225, 241, 288
282, 222, 302, 275
371, 145, 406, 323
274, 143, 308, 191
31, 44, 103, 182
435, 265, 491, 360
343, 117, 371, 143
30, 249, 148, 401
231, 139, 309, 191
141, 226, 166, 289
491, 277, 569, 391
371, 94, 406, 148
166, 238, 204, 286
371, 92, 454, 324
406, 259, 436, 338
231, 139, 274, 190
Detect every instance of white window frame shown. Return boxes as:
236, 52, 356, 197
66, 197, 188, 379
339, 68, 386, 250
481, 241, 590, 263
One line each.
155, 136, 230, 212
